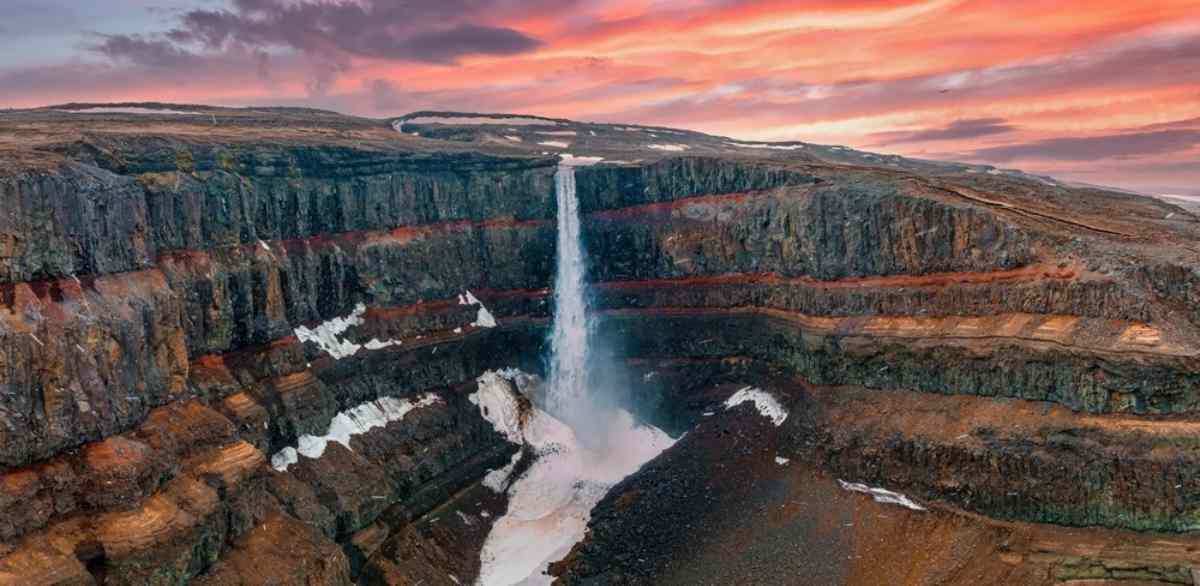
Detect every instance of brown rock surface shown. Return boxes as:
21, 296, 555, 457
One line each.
191, 512, 352, 586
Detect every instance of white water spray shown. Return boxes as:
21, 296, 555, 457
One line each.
546, 163, 591, 421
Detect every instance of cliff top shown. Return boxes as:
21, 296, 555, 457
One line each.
0, 103, 486, 165
1, 102, 1196, 257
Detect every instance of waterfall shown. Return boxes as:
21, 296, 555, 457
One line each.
474, 156, 677, 585
546, 163, 590, 420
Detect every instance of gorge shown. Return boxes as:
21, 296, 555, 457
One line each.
0, 104, 1198, 585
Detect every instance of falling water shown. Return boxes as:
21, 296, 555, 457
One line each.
546, 163, 590, 420
475, 157, 677, 585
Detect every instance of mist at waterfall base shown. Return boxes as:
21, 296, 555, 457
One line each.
474, 161, 676, 585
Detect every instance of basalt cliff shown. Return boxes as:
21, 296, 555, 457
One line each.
0, 104, 1198, 585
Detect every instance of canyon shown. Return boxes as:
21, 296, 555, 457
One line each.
0, 104, 1198, 585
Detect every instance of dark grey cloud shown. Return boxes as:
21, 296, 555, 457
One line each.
870, 118, 1015, 145
90, 34, 199, 68
42, 0, 565, 100
387, 24, 544, 64
967, 129, 1200, 162
163, 0, 550, 65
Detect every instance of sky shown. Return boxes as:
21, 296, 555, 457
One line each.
1, 0, 1198, 196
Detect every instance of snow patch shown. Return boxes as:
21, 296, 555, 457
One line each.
271, 447, 298, 470
59, 106, 203, 115
1161, 193, 1200, 203
472, 369, 676, 585
504, 135, 523, 142
727, 141, 805, 151
775, 456, 790, 466
647, 143, 689, 152
483, 451, 523, 492
469, 369, 531, 443
723, 386, 788, 426
294, 303, 402, 358
363, 338, 401, 350
460, 290, 498, 328
271, 394, 441, 471
401, 116, 560, 127
538, 141, 570, 149
536, 130, 577, 136
294, 303, 367, 359
838, 480, 926, 511
473, 309, 497, 329
559, 154, 604, 167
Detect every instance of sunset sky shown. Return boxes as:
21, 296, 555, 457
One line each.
2, 0, 1197, 196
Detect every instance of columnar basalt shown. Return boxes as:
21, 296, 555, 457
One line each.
0, 106, 1197, 585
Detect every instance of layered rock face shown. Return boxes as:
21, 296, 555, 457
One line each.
0, 106, 1197, 585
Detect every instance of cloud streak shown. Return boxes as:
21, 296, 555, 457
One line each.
967, 129, 1200, 162
872, 118, 1016, 145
